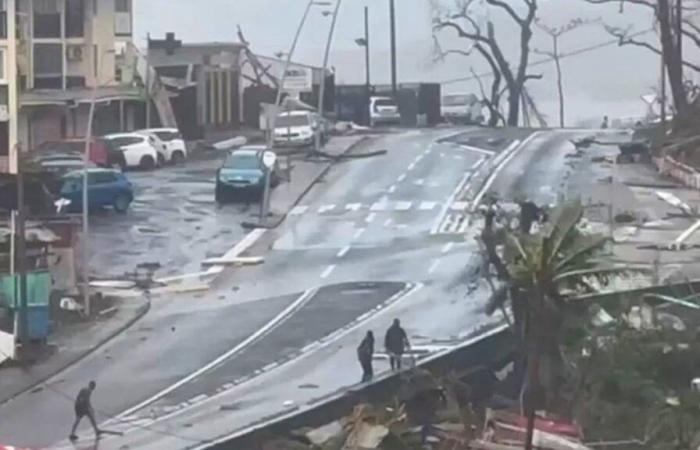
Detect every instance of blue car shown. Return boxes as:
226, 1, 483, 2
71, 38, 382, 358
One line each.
215, 147, 280, 203
60, 168, 134, 213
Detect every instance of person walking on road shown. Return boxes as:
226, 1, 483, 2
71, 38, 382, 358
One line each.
69, 381, 102, 441
601, 115, 609, 129
385, 318, 410, 372
357, 331, 375, 382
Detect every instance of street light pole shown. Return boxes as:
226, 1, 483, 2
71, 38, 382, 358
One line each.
315, 0, 343, 153
389, 0, 397, 96
364, 6, 371, 125
268, 0, 330, 147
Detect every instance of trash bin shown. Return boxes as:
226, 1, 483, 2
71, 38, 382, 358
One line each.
27, 305, 50, 341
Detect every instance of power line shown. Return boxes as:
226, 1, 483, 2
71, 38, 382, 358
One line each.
440, 27, 655, 85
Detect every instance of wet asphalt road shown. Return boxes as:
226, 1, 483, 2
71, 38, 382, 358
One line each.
0, 127, 587, 448
88, 158, 250, 279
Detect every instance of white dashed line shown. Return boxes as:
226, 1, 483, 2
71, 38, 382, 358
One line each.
407, 162, 416, 171
471, 158, 485, 170
321, 265, 336, 279
397, 173, 407, 182
318, 204, 336, 214
414, 154, 423, 163
371, 202, 387, 212
442, 242, 454, 254
428, 259, 441, 274
337, 246, 351, 258
384, 218, 393, 227
289, 205, 308, 216
453, 155, 465, 160
366, 213, 377, 223
388, 185, 397, 193
395, 201, 412, 211
451, 201, 470, 211
419, 201, 438, 211
414, 179, 425, 186
353, 228, 366, 239
346, 203, 362, 211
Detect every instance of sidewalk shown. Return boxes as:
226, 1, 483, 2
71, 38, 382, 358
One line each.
0, 295, 149, 405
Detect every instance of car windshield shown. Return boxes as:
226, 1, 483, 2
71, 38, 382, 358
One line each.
375, 99, 396, 107
443, 95, 471, 106
224, 153, 260, 170
276, 115, 310, 127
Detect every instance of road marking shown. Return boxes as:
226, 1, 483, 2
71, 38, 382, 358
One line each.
472, 135, 537, 209
451, 201, 469, 211
419, 201, 438, 211
453, 155, 465, 160
337, 246, 350, 258
430, 172, 472, 235
384, 218, 393, 227
288, 205, 309, 216
395, 201, 412, 211
414, 154, 423, 163
428, 259, 441, 274
346, 203, 362, 212
370, 202, 387, 212
414, 178, 425, 186
456, 143, 496, 156
471, 158, 485, 170
111, 287, 318, 421
136, 284, 425, 440
318, 204, 336, 214
366, 212, 376, 223
353, 228, 366, 239
424, 148, 431, 156
320, 264, 336, 279
407, 162, 416, 171
388, 185, 396, 194
397, 173, 407, 182
442, 242, 454, 254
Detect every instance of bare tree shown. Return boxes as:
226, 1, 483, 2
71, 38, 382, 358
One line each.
534, 18, 597, 128
432, 0, 541, 126
584, 0, 700, 122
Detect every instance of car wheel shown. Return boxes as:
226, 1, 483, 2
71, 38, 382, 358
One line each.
140, 155, 156, 170
113, 194, 131, 213
171, 151, 185, 165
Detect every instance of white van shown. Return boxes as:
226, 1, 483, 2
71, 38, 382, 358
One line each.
369, 96, 401, 127
273, 110, 320, 147
441, 93, 484, 124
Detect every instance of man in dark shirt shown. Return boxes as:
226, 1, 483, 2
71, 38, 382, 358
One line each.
385, 318, 409, 371
357, 331, 375, 382
69, 380, 101, 441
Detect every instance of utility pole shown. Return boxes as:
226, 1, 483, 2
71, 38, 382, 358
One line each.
315, 0, 343, 152
15, 149, 28, 348
389, 0, 397, 96
364, 6, 371, 126
661, 44, 667, 127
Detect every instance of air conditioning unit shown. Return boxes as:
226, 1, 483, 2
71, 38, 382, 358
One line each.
66, 45, 83, 62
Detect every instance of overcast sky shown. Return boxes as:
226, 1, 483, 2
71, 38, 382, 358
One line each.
135, 0, 688, 125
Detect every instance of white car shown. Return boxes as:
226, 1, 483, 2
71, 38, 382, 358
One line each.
441, 93, 484, 125
273, 110, 320, 147
369, 96, 401, 127
103, 133, 160, 170
137, 128, 187, 164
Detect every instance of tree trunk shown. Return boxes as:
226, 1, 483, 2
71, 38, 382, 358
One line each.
524, 288, 545, 450
658, 0, 689, 118
507, 85, 521, 126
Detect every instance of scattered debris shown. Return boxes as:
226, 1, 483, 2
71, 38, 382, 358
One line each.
201, 256, 264, 266
655, 191, 695, 216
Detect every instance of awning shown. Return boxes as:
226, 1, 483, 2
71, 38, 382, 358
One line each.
20, 86, 143, 107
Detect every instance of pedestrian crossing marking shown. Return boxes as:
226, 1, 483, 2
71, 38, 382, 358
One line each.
346, 203, 362, 211
371, 201, 388, 212
318, 204, 336, 213
451, 201, 469, 211
419, 201, 438, 210
395, 201, 412, 211
289, 205, 309, 216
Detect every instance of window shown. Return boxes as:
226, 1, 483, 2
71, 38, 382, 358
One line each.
155, 131, 175, 141
91, 171, 117, 184
65, 0, 85, 38
33, 0, 61, 38
115, 0, 130, 12
109, 136, 142, 147
33, 43, 63, 89
0, 0, 7, 39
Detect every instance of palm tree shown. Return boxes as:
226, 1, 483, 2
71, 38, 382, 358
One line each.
480, 199, 637, 450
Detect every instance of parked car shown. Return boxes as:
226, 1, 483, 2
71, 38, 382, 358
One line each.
34, 137, 124, 168
102, 133, 160, 170
441, 93, 484, 125
273, 110, 321, 147
59, 168, 134, 213
369, 96, 401, 127
137, 128, 187, 164
215, 146, 280, 203
34, 154, 97, 177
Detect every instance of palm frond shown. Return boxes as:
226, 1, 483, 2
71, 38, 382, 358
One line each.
554, 233, 610, 274
545, 200, 585, 267
553, 265, 648, 285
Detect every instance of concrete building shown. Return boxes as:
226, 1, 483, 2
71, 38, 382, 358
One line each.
147, 34, 334, 140
0, 0, 145, 173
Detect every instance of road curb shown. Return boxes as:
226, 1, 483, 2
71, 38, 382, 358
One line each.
260, 136, 373, 229
0, 298, 151, 407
